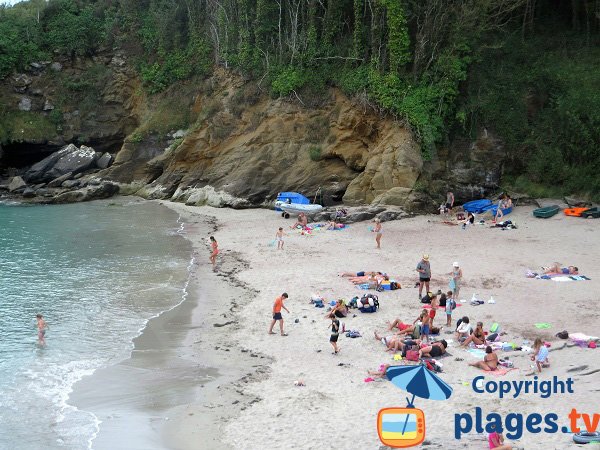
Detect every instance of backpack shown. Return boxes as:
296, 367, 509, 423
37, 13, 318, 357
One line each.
348, 297, 359, 309
449, 299, 457, 310
390, 281, 400, 290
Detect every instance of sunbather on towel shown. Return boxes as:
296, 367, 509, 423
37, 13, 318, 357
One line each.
418, 340, 447, 358
339, 271, 377, 277
542, 264, 578, 275
469, 346, 499, 371
291, 212, 308, 229
461, 322, 486, 347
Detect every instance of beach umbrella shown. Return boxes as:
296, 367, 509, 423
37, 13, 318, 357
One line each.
386, 364, 453, 434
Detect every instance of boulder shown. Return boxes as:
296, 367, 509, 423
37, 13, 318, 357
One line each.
172, 129, 187, 139
46, 145, 98, 180
47, 172, 73, 188
18, 97, 32, 111
96, 152, 113, 169
61, 179, 81, 189
51, 182, 119, 203
43, 100, 55, 111
564, 196, 591, 207
50, 62, 63, 72
13, 74, 32, 93
22, 187, 36, 198
8, 176, 27, 192
24, 144, 78, 182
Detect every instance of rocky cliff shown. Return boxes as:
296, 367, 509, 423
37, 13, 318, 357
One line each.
0, 56, 505, 211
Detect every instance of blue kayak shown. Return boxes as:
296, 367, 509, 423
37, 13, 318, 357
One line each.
462, 199, 492, 213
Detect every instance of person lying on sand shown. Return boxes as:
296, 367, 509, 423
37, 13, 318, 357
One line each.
368, 364, 391, 379
339, 271, 377, 278
469, 346, 498, 371
388, 319, 412, 332
418, 340, 447, 358
344, 272, 383, 283
542, 264, 578, 275
374, 331, 420, 353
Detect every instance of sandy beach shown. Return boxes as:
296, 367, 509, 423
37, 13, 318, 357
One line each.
147, 202, 598, 449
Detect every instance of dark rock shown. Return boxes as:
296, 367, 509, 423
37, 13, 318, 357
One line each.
13, 74, 32, 93
564, 196, 591, 207
24, 144, 77, 182
377, 210, 407, 222
61, 179, 81, 189
22, 187, 36, 198
96, 152, 113, 169
343, 211, 377, 222
46, 145, 98, 180
51, 182, 118, 204
47, 172, 73, 188
34, 188, 52, 197
8, 176, 26, 192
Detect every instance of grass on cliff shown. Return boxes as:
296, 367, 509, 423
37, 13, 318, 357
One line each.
136, 84, 196, 135
0, 110, 57, 143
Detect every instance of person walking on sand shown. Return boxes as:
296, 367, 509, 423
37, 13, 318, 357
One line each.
328, 313, 340, 354
416, 255, 431, 299
275, 227, 285, 250
268, 293, 289, 336
450, 262, 462, 299
36, 314, 48, 346
446, 191, 455, 211
209, 236, 219, 268
372, 218, 382, 249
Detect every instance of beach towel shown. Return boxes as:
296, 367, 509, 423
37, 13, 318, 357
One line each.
466, 348, 487, 358
535, 323, 552, 329
487, 367, 517, 376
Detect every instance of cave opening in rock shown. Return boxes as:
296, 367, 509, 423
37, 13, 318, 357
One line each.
0, 137, 124, 171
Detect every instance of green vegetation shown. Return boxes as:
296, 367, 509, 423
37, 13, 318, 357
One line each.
0, 0, 598, 198
308, 146, 322, 162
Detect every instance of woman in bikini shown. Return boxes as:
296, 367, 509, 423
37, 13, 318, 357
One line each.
461, 321, 486, 347
209, 236, 219, 268
469, 346, 499, 371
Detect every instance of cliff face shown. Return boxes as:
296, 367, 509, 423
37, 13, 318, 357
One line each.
1, 58, 504, 210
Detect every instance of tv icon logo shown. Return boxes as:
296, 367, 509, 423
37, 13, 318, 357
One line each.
377, 407, 426, 448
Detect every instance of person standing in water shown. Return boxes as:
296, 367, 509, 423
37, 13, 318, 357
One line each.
36, 314, 48, 346
372, 218, 382, 249
209, 236, 219, 268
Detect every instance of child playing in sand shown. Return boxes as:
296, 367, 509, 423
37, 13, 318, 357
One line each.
36, 314, 48, 346
445, 291, 454, 327
530, 338, 550, 373
275, 227, 285, 250
329, 313, 340, 354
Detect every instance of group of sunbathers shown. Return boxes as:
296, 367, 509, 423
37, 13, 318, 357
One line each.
339, 270, 389, 289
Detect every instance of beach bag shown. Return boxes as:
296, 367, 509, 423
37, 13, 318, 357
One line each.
313, 299, 324, 308
556, 330, 569, 339
390, 281, 400, 290
487, 333, 498, 342
348, 297, 359, 309
449, 299, 457, 310
405, 350, 420, 361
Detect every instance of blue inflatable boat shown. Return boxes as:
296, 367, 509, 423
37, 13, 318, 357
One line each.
462, 199, 492, 213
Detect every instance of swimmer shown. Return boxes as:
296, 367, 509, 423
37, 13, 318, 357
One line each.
36, 314, 48, 346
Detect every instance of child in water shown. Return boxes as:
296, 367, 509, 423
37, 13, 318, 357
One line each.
36, 314, 48, 346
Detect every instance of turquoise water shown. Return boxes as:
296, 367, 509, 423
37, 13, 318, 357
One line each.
0, 199, 192, 449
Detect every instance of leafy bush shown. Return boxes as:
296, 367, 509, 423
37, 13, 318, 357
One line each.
308, 146, 322, 161
271, 67, 307, 97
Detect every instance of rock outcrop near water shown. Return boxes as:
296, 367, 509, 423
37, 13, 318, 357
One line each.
1, 56, 505, 210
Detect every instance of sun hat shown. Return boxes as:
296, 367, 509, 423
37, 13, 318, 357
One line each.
423, 254, 429, 260
453, 261, 459, 267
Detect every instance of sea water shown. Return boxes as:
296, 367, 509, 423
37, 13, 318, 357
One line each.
0, 199, 192, 450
